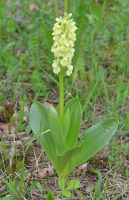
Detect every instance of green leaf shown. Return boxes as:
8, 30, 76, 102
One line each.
29, 102, 49, 137
62, 190, 72, 198
56, 143, 81, 177
0, 196, 12, 200
48, 106, 66, 155
62, 108, 70, 140
73, 118, 118, 168
58, 178, 65, 190
47, 191, 55, 200
58, 178, 72, 198
66, 179, 80, 190
29, 103, 57, 166
64, 97, 82, 148
93, 170, 103, 199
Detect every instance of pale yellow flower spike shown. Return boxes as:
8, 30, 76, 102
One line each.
51, 13, 77, 76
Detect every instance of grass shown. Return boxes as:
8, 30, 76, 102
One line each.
0, 0, 129, 199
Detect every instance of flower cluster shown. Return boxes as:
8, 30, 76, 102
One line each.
51, 13, 77, 76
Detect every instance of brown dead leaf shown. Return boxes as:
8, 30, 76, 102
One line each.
23, 105, 29, 122
95, 0, 99, 4
78, 163, 88, 174
29, 4, 38, 11
30, 190, 43, 200
0, 123, 9, 135
38, 167, 54, 178
0, 184, 6, 194
87, 70, 92, 82
4, 101, 15, 120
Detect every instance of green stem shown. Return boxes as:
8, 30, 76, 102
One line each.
59, 0, 68, 123
59, 69, 64, 123
64, 0, 69, 13
55, 0, 58, 16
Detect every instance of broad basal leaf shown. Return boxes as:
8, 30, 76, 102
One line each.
48, 106, 66, 155
56, 144, 81, 177
62, 108, 70, 140
29, 102, 57, 166
29, 102, 48, 136
64, 97, 82, 148
73, 118, 118, 168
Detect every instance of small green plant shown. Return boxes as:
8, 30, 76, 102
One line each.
47, 191, 55, 200
29, 5, 118, 182
3, 179, 19, 199
0, 195, 12, 200
58, 178, 80, 198
91, 170, 106, 200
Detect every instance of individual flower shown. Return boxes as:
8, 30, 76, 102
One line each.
52, 60, 60, 74
51, 13, 77, 76
66, 65, 73, 76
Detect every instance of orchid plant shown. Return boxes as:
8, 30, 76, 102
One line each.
29, 13, 118, 179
